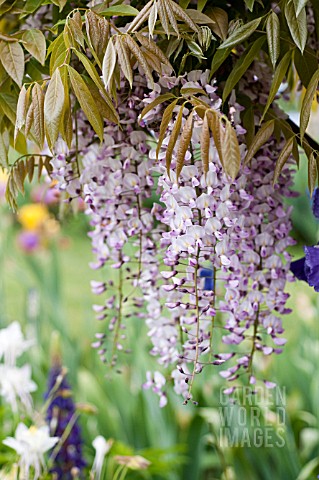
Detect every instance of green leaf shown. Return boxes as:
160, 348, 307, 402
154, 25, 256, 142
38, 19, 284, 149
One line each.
294, 47, 318, 87
222, 36, 265, 102
273, 137, 294, 184
209, 46, 232, 78
244, 120, 275, 165
218, 18, 261, 49
244, 0, 255, 12
102, 37, 117, 90
140, 93, 176, 120
68, 66, 104, 142
0, 41, 24, 87
293, 0, 308, 17
261, 49, 292, 122
94, 5, 139, 16
185, 9, 215, 25
266, 12, 280, 68
285, 1, 307, 53
51, 0, 67, 12
44, 68, 65, 149
308, 152, 317, 197
20, 0, 43, 16
0, 93, 17, 124
22, 28, 46, 65
198, 0, 208, 12
74, 49, 105, 91
49, 33, 69, 75
300, 68, 319, 142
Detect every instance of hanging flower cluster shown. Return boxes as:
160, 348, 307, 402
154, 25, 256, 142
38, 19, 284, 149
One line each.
50, 65, 296, 404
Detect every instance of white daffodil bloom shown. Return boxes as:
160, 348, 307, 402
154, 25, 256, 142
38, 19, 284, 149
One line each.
0, 322, 33, 366
91, 436, 113, 480
3, 424, 59, 480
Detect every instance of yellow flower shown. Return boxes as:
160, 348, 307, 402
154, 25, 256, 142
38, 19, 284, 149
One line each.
18, 204, 49, 231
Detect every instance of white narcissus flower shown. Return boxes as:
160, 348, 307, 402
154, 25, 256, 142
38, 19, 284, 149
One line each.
91, 436, 113, 480
3, 423, 59, 480
0, 322, 34, 366
0, 364, 37, 412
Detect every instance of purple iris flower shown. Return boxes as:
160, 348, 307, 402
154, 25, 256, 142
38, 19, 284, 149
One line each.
291, 189, 319, 291
45, 365, 86, 478
312, 188, 319, 220
200, 268, 215, 291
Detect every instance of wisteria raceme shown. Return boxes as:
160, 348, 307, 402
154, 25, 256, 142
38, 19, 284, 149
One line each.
143, 69, 296, 401
50, 64, 296, 404
55, 74, 159, 368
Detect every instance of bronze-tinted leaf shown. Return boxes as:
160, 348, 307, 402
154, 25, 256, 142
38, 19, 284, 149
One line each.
157, 0, 171, 37
206, 109, 224, 167
261, 49, 292, 122
156, 99, 179, 159
115, 35, 133, 87
273, 137, 293, 185
201, 112, 210, 175
205, 7, 228, 40
308, 152, 317, 197
85, 10, 109, 63
222, 119, 241, 180
27, 155, 35, 182
102, 37, 117, 90
14, 85, 27, 144
68, 65, 104, 141
244, 120, 275, 165
162, 0, 179, 36
127, 0, 154, 33
124, 35, 154, 87
25, 99, 34, 138
44, 67, 65, 149
300, 68, 319, 142
166, 104, 184, 176
170, 0, 199, 32
176, 111, 194, 181
0, 40, 24, 87
32, 83, 45, 148
0, 129, 9, 167
135, 32, 172, 70
148, 2, 158, 37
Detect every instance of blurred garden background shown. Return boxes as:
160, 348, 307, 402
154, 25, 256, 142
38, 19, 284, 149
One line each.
0, 97, 318, 480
